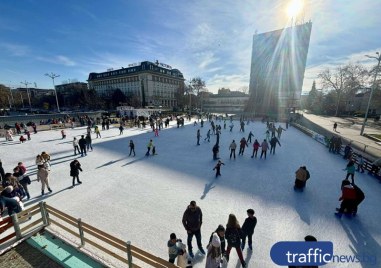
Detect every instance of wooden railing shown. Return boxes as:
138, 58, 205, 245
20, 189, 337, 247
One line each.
1, 202, 178, 267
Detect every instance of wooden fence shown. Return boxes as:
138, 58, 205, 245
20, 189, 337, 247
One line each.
0, 202, 178, 268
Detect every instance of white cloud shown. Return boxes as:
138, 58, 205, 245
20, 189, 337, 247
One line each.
36, 55, 76, 66
0, 42, 29, 56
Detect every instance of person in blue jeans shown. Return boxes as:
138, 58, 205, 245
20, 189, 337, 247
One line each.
182, 201, 205, 258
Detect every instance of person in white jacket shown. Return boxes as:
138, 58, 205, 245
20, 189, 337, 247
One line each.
73, 137, 80, 155
205, 233, 222, 268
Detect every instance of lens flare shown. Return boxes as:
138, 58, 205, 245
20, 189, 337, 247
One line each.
287, 0, 304, 18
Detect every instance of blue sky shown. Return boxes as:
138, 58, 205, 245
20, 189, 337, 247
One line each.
1, 0, 380, 93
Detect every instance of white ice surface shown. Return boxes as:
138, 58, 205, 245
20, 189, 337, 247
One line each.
1, 120, 380, 268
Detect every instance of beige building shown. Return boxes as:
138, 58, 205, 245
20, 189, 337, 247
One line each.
88, 61, 185, 108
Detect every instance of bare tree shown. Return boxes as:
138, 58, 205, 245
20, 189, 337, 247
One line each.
189, 77, 206, 110
238, 86, 249, 94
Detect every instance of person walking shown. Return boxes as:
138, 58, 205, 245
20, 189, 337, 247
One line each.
73, 137, 81, 155
70, 159, 83, 187
333, 122, 338, 132
197, 130, 201, 146
241, 209, 257, 251
269, 136, 281, 155
129, 140, 136, 156
225, 214, 246, 267
37, 165, 52, 196
213, 160, 225, 178
260, 139, 268, 159
78, 135, 87, 157
229, 140, 237, 159
85, 133, 93, 151
238, 137, 248, 156
182, 201, 205, 258
251, 139, 260, 158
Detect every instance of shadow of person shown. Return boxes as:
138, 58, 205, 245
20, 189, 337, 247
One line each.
340, 218, 380, 267
201, 181, 215, 199
291, 187, 311, 225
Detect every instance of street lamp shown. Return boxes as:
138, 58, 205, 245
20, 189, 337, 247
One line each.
45, 72, 61, 113
20, 80, 32, 110
360, 52, 381, 135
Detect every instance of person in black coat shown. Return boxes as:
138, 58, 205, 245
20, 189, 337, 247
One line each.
129, 140, 136, 156
70, 160, 83, 187
241, 209, 257, 250
0, 160, 5, 183
212, 144, 219, 160
78, 135, 87, 156
270, 136, 281, 155
352, 183, 365, 216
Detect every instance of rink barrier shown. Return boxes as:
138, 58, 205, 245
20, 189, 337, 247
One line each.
292, 123, 381, 178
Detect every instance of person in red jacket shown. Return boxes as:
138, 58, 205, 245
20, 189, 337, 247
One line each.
335, 179, 357, 217
251, 139, 260, 158
238, 137, 248, 156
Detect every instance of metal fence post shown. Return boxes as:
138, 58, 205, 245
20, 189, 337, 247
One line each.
77, 218, 85, 247
126, 241, 133, 267
11, 213, 22, 239
39, 201, 48, 226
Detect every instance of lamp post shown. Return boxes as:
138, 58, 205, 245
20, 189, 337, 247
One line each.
360, 52, 381, 135
45, 72, 61, 113
8, 81, 14, 108
140, 76, 146, 108
20, 80, 32, 110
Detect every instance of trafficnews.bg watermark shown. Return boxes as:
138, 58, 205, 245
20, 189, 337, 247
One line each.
270, 241, 377, 266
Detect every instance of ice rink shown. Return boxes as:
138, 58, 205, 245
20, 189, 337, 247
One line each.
1, 119, 380, 267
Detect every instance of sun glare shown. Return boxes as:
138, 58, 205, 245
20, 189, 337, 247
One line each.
287, 0, 304, 18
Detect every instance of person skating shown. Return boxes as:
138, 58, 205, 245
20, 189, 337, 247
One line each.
239, 121, 245, 132
213, 160, 225, 178
61, 129, 66, 139
260, 139, 268, 159
212, 144, 219, 160
343, 160, 355, 184
238, 137, 248, 155
241, 209, 257, 251
225, 214, 246, 267
247, 131, 254, 143
251, 139, 260, 158
204, 129, 211, 142
229, 140, 237, 159
70, 159, 83, 187
269, 136, 281, 155
95, 126, 101, 138
197, 130, 201, 146
119, 124, 124, 135
356, 155, 365, 173
294, 166, 308, 191
277, 125, 286, 139
333, 122, 338, 132
335, 180, 357, 218
78, 135, 87, 157
208, 225, 226, 259
206, 233, 223, 268
37, 165, 52, 196
182, 201, 205, 258
146, 139, 153, 156
73, 137, 81, 155
129, 140, 136, 156
86, 133, 93, 151
229, 123, 234, 132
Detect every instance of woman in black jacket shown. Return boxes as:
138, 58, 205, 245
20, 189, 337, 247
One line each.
225, 214, 246, 267
70, 160, 83, 187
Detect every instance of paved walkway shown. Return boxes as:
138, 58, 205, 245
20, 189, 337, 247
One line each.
303, 113, 381, 157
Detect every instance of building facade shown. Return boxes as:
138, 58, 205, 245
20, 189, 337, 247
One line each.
88, 61, 185, 108
247, 22, 312, 117
202, 89, 249, 114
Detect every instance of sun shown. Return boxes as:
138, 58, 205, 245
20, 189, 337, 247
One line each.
287, 0, 304, 18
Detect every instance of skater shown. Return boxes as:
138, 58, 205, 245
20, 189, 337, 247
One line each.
260, 139, 268, 159
95, 126, 101, 138
201, 119, 204, 128
129, 140, 136, 156
343, 144, 352, 160
36, 164, 52, 196
146, 139, 153, 156
265, 130, 270, 141
204, 129, 211, 142
41, 152, 51, 171
85, 133, 93, 151
168, 233, 182, 264
294, 166, 308, 191
352, 183, 365, 216
335, 179, 357, 218
356, 154, 365, 173
25, 129, 31, 140
251, 139, 260, 158
343, 160, 355, 184
239, 121, 245, 132
229, 140, 237, 159
225, 214, 246, 267
73, 137, 81, 155
208, 225, 226, 258
206, 233, 223, 268
238, 137, 248, 155
229, 123, 234, 132
19, 135, 26, 143
247, 131, 254, 143
213, 160, 225, 178
119, 124, 124, 135
212, 144, 219, 160
154, 128, 159, 137
241, 209, 257, 250
13, 166, 30, 200
78, 135, 87, 156
32, 123, 37, 134
277, 125, 286, 139
197, 130, 201, 146
269, 136, 281, 155
333, 122, 338, 132
182, 201, 205, 258
70, 159, 83, 187
61, 129, 66, 139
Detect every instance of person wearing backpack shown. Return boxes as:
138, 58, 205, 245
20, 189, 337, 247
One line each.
225, 214, 246, 267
